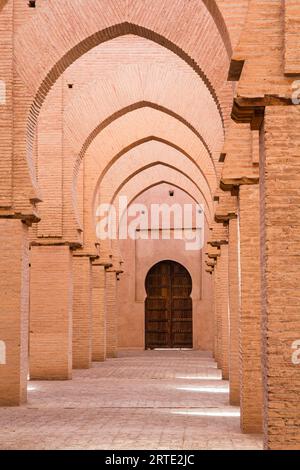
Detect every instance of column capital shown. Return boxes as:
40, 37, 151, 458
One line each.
214, 190, 238, 223
220, 122, 259, 190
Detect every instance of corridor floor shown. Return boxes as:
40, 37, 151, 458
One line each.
0, 350, 262, 450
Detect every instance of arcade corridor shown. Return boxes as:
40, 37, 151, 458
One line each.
1, 0, 300, 451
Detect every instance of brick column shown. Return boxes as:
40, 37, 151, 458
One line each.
0, 220, 29, 405
72, 255, 92, 369
106, 269, 118, 358
214, 261, 222, 370
239, 184, 263, 432
92, 264, 106, 362
212, 270, 218, 362
214, 245, 229, 379
228, 217, 240, 405
30, 245, 73, 380
261, 107, 300, 449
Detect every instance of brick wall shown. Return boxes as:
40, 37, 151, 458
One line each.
239, 184, 263, 433
0, 220, 29, 405
30, 245, 73, 380
72, 256, 92, 369
92, 264, 106, 362
261, 106, 300, 449
228, 217, 240, 405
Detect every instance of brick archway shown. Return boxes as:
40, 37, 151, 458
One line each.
93, 139, 213, 219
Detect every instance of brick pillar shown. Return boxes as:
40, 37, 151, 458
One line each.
213, 270, 219, 363
215, 245, 229, 379
228, 217, 240, 405
261, 107, 300, 449
0, 220, 29, 405
30, 245, 73, 380
72, 255, 92, 369
106, 270, 118, 358
212, 270, 218, 362
239, 184, 263, 432
92, 264, 106, 362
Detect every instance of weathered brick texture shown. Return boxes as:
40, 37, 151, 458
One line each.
239, 184, 263, 433
106, 270, 118, 358
92, 264, 106, 362
228, 217, 240, 405
261, 106, 300, 450
30, 246, 73, 380
0, 220, 29, 405
72, 256, 92, 369
214, 244, 229, 379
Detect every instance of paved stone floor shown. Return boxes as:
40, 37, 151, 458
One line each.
0, 350, 263, 450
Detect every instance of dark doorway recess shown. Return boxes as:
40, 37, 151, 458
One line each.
145, 260, 193, 349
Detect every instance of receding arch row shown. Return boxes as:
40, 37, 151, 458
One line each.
72, 103, 218, 232
98, 151, 213, 221
19, 9, 229, 112
22, 5, 230, 188
93, 167, 209, 261
26, 21, 225, 141
64, 64, 224, 160
93, 136, 213, 210
73, 101, 217, 179
116, 176, 209, 244
82, 141, 212, 255
104, 177, 209, 268
78, 136, 214, 251
3, 0, 232, 59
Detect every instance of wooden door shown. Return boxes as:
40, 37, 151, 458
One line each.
145, 261, 192, 349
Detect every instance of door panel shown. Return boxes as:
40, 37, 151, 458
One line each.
145, 261, 192, 349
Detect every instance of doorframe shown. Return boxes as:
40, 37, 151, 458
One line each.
144, 259, 193, 350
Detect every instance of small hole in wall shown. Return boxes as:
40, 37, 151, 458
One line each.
28, 1, 36, 7
169, 190, 174, 197
68, 84, 74, 89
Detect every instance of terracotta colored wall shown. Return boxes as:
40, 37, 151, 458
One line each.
0, 220, 29, 405
117, 184, 214, 351
30, 245, 73, 380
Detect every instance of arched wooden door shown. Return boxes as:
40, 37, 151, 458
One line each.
145, 260, 193, 349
